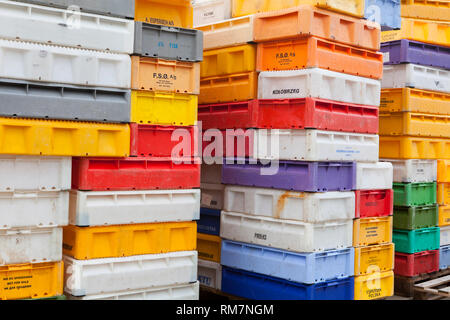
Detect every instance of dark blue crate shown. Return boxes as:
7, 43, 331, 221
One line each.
365, 0, 401, 30
197, 208, 221, 236
221, 267, 354, 300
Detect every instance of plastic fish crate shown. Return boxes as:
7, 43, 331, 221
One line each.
438, 160, 450, 183
381, 88, 450, 115
393, 182, 437, 206
393, 204, 439, 230
0, 0, 134, 54
442, 226, 450, 247
383, 159, 437, 183
395, 250, 440, 277
364, 0, 401, 30
356, 162, 393, 190
254, 5, 380, 50
198, 208, 221, 236
220, 211, 353, 253
257, 37, 383, 79
353, 216, 393, 247
258, 68, 381, 106
380, 112, 450, 138
0, 79, 131, 123
198, 98, 379, 133
355, 189, 394, 218
440, 245, 450, 270
134, 22, 203, 62
381, 40, 450, 70
201, 128, 253, 159
354, 243, 395, 276
135, 0, 193, 28
222, 159, 356, 192
224, 185, 355, 223
221, 240, 354, 284
198, 259, 222, 290
69, 189, 200, 227
393, 227, 440, 254
197, 233, 221, 263
63, 222, 197, 260
201, 163, 223, 184
440, 205, 450, 227
72, 157, 200, 191
0, 227, 62, 266
63, 251, 197, 296
222, 267, 354, 300
0, 261, 63, 300
401, 0, 450, 21
380, 136, 450, 160
354, 270, 394, 300
201, 183, 224, 210
193, 0, 231, 27
0, 155, 71, 192
438, 183, 450, 205
131, 91, 198, 126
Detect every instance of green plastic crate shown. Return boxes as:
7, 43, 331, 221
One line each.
393, 182, 437, 206
393, 204, 439, 230
393, 227, 440, 254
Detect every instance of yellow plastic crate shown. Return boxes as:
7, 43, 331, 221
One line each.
354, 243, 395, 276
354, 270, 394, 300
0, 118, 129, 157
440, 205, 450, 227
379, 112, 450, 138
438, 160, 450, 183
63, 222, 197, 260
131, 91, 198, 126
380, 136, 450, 160
401, 0, 450, 22
135, 0, 193, 28
197, 233, 221, 263
381, 18, 450, 47
381, 88, 450, 115
353, 216, 393, 247
232, 0, 365, 18
438, 182, 450, 205
0, 261, 63, 300
201, 44, 257, 78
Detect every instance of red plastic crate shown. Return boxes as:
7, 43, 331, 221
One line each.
395, 250, 440, 277
72, 157, 200, 191
130, 124, 198, 157
202, 129, 254, 158
355, 189, 394, 218
198, 98, 379, 133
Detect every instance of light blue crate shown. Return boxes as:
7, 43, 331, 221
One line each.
440, 245, 450, 270
221, 240, 354, 285
365, 0, 401, 30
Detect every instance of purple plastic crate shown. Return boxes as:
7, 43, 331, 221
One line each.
381, 39, 450, 69
221, 159, 356, 192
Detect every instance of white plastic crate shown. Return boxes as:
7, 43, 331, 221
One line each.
382, 64, 450, 94
201, 163, 223, 184
67, 282, 199, 300
0, 0, 134, 54
69, 189, 200, 227
201, 183, 224, 210
0, 191, 68, 229
441, 226, 450, 247
64, 251, 198, 297
220, 211, 353, 253
0, 227, 61, 265
193, 0, 231, 27
254, 129, 379, 162
0, 39, 131, 88
381, 159, 437, 183
356, 162, 393, 190
258, 68, 381, 106
0, 155, 71, 192
224, 185, 355, 223
198, 259, 222, 290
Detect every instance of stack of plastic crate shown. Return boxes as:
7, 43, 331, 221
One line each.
63, 0, 202, 300
0, 0, 135, 300
379, 0, 450, 297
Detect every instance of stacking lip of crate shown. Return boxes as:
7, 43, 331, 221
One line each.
379, 2, 450, 299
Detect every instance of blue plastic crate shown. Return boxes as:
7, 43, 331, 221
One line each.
365, 0, 401, 30
197, 208, 221, 236
221, 267, 354, 300
440, 245, 450, 270
221, 240, 354, 284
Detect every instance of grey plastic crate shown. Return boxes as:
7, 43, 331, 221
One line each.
134, 22, 203, 62
11, 0, 135, 19
0, 79, 131, 123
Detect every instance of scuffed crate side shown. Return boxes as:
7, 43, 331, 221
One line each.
355, 189, 394, 218
393, 227, 440, 254
440, 245, 450, 270
382, 159, 437, 183
438, 183, 450, 205
0, 227, 62, 265
201, 183, 224, 210
440, 205, 450, 227
354, 270, 394, 300
223, 185, 355, 223
354, 243, 395, 276
379, 136, 450, 160
353, 216, 393, 247
63, 251, 198, 296
438, 160, 450, 183
135, 0, 193, 28
356, 162, 393, 190
193, 0, 231, 27
198, 259, 222, 290
197, 233, 221, 263
441, 226, 450, 247
401, 0, 450, 22
201, 163, 222, 184
394, 250, 440, 277
0, 0, 134, 54
0, 155, 71, 192
393, 205, 439, 230
379, 112, 450, 138
365, 0, 401, 30
198, 208, 221, 236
